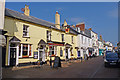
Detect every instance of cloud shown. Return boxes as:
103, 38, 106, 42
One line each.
108, 8, 118, 18
56, 7, 65, 12
70, 17, 85, 23
56, 7, 63, 11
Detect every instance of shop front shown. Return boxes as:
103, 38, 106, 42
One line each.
75, 47, 80, 58
88, 47, 94, 57
99, 49, 103, 56
47, 41, 65, 59
82, 47, 88, 60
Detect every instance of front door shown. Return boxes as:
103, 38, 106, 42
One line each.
39, 50, 43, 61
66, 49, 68, 59
78, 51, 80, 57
39, 49, 45, 62
10, 48, 16, 66
83, 51, 86, 60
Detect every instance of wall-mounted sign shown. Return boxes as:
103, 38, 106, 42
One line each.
34, 51, 38, 59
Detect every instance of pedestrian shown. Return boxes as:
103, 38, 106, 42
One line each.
80, 57, 83, 62
58, 57, 61, 67
86, 54, 89, 60
50, 58, 52, 68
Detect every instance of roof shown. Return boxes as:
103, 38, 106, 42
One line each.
69, 26, 91, 38
5, 8, 78, 35
84, 29, 91, 38
38, 39, 47, 46
9, 36, 21, 42
91, 30, 97, 34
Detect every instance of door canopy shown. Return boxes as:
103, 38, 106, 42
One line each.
9, 36, 21, 43
38, 39, 47, 48
65, 43, 72, 48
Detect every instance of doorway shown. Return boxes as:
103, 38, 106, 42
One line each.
38, 48, 45, 62
10, 48, 16, 66
78, 51, 80, 57
66, 48, 68, 59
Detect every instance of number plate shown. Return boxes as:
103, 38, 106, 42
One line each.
110, 63, 116, 65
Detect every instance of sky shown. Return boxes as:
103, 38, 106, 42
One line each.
5, 2, 118, 46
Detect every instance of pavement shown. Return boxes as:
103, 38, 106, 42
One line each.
2, 56, 120, 78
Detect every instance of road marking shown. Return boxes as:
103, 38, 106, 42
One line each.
90, 62, 103, 78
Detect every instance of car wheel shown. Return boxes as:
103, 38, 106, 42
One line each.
104, 63, 108, 67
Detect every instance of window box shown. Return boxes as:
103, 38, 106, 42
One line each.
22, 56, 29, 58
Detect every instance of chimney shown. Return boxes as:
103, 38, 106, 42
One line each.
76, 23, 85, 31
55, 11, 60, 29
63, 19, 67, 26
24, 5, 30, 16
72, 25, 76, 28
88, 28, 92, 30
100, 35, 103, 42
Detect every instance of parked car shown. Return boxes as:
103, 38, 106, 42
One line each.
105, 50, 112, 54
104, 52, 120, 67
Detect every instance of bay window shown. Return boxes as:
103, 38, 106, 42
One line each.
19, 44, 32, 58
49, 46, 57, 56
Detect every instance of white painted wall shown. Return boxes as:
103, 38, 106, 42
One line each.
98, 41, 104, 49
77, 33, 92, 58
0, 0, 5, 29
91, 31, 99, 56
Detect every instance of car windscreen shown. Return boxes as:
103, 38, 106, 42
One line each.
106, 53, 118, 58
106, 51, 112, 53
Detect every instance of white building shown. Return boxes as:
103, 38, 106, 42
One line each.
75, 23, 93, 59
105, 41, 113, 51
89, 30, 99, 56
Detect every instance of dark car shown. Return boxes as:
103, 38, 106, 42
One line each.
104, 52, 120, 67
105, 51, 112, 55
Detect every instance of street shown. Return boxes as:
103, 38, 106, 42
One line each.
2, 56, 120, 78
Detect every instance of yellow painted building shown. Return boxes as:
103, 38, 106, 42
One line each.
4, 5, 78, 66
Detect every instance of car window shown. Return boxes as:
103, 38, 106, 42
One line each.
106, 53, 118, 58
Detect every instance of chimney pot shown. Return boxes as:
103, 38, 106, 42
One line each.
56, 11, 58, 14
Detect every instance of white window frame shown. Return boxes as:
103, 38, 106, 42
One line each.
18, 44, 22, 58
47, 31, 51, 41
54, 46, 57, 56
81, 36, 83, 44
18, 44, 32, 58
23, 25, 29, 37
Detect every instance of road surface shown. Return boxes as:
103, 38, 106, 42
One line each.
2, 56, 120, 78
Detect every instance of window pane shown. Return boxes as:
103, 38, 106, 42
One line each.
23, 44, 28, 56
60, 47, 63, 57
23, 25, 29, 37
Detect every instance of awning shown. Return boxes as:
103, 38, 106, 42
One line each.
9, 36, 21, 43
47, 41, 65, 46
